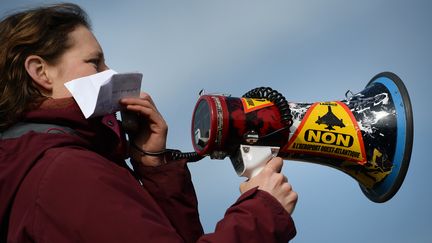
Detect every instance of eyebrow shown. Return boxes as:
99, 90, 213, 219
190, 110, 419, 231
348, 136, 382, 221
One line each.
88, 51, 104, 60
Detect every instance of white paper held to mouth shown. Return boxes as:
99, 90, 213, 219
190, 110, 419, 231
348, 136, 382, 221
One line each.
65, 69, 142, 118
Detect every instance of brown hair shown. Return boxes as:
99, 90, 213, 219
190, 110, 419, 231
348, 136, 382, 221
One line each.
0, 3, 91, 131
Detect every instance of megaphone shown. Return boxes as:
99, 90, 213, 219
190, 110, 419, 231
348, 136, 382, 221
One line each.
190, 72, 413, 203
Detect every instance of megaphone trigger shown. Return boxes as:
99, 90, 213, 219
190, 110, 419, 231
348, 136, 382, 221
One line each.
231, 145, 280, 179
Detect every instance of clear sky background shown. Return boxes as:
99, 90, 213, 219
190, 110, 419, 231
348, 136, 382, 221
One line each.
2, 1, 431, 242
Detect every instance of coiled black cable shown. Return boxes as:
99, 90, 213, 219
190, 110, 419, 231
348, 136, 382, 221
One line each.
170, 151, 203, 162
242, 87, 293, 127
131, 141, 203, 162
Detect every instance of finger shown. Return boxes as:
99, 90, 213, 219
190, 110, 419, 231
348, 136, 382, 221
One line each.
122, 101, 161, 119
288, 191, 298, 213
121, 98, 154, 109
139, 92, 156, 107
126, 105, 153, 117
121, 92, 156, 109
281, 181, 292, 192
290, 191, 298, 203
266, 157, 283, 173
124, 105, 164, 126
124, 101, 158, 113
127, 105, 165, 125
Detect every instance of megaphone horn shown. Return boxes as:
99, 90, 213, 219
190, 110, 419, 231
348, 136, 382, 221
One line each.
191, 72, 413, 203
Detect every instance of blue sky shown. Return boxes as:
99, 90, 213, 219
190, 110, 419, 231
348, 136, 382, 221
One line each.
2, 1, 431, 242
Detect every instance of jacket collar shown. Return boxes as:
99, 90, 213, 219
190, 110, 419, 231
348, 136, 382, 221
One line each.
23, 97, 128, 160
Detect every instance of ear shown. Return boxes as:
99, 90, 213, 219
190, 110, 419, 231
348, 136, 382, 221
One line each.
24, 55, 53, 91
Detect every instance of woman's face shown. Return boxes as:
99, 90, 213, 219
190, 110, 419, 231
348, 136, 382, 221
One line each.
46, 25, 108, 98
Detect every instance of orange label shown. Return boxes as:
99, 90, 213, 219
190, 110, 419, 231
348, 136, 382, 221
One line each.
241, 98, 274, 113
285, 101, 366, 164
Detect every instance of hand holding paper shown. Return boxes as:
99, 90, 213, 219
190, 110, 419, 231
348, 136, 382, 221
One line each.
65, 69, 142, 118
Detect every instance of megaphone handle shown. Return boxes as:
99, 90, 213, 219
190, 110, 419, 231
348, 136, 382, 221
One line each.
235, 145, 280, 179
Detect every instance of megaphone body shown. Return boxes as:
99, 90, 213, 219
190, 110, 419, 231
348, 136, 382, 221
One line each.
191, 72, 413, 203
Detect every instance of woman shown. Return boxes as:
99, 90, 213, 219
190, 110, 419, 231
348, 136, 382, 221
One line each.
0, 3, 297, 243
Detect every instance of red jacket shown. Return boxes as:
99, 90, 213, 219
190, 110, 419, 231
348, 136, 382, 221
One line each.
0, 98, 296, 243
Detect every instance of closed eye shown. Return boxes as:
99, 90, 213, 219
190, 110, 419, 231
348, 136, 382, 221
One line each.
86, 51, 105, 71
86, 58, 100, 67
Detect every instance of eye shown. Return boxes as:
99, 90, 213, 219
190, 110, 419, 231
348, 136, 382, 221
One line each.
86, 58, 100, 68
